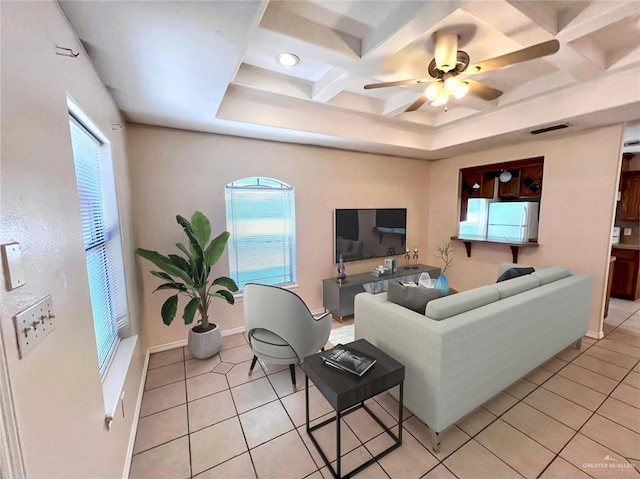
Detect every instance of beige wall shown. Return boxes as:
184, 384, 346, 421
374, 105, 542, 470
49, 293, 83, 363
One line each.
426, 125, 624, 337
127, 125, 431, 347
0, 3, 144, 478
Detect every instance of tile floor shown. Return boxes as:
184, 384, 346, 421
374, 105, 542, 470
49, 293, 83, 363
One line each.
130, 299, 640, 479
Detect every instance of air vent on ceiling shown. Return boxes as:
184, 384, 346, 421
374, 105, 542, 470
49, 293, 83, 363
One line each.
624, 140, 640, 147
530, 123, 570, 135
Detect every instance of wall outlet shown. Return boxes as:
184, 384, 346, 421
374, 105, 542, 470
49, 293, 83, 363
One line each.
624, 228, 632, 236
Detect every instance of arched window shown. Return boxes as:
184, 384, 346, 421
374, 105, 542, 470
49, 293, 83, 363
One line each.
225, 177, 296, 291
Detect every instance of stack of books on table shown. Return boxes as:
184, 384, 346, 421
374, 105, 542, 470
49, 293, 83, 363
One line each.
371, 266, 390, 277
321, 344, 377, 377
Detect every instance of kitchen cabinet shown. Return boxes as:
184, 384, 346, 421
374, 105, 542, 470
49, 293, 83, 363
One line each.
461, 172, 492, 199
497, 170, 520, 198
460, 171, 493, 221
519, 164, 543, 198
619, 171, 640, 221
459, 157, 544, 222
611, 248, 640, 300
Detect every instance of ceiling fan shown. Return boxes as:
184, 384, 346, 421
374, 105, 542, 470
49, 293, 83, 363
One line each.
364, 32, 560, 112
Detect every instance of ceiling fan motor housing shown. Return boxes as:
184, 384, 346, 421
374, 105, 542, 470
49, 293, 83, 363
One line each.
434, 32, 459, 72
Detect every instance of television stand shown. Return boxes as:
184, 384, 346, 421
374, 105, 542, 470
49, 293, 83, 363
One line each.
322, 264, 440, 319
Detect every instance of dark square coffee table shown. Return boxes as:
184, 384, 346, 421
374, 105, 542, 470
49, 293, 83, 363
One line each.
302, 339, 405, 479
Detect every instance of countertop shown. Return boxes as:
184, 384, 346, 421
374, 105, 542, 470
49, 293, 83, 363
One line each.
612, 242, 640, 251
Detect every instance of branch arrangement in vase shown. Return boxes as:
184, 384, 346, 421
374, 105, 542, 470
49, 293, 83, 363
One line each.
434, 240, 455, 275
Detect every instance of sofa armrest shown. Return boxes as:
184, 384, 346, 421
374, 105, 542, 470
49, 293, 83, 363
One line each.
355, 292, 445, 429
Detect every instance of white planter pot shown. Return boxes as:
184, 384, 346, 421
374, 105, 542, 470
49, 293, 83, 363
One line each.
188, 323, 222, 359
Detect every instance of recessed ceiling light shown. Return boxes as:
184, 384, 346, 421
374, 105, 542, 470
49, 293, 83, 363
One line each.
276, 52, 299, 67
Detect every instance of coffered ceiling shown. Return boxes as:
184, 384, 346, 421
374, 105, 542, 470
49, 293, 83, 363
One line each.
59, 0, 640, 159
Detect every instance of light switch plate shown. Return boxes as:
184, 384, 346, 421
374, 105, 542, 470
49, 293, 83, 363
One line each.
13, 295, 55, 358
624, 228, 632, 236
2, 243, 26, 290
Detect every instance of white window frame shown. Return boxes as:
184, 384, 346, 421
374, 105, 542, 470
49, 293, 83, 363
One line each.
225, 177, 296, 293
68, 99, 137, 426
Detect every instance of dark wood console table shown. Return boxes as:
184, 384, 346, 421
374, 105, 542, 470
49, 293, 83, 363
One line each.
322, 264, 440, 319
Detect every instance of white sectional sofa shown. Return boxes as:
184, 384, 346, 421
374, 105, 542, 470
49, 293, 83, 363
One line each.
354, 263, 592, 452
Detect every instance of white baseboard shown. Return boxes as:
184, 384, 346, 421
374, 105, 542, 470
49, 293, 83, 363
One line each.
222, 326, 246, 337
147, 339, 187, 354
122, 347, 150, 479
147, 327, 247, 355
586, 330, 605, 340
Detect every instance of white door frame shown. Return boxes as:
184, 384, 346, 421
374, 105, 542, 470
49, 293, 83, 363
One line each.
0, 326, 26, 479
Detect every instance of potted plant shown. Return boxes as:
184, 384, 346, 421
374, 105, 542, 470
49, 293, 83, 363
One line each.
433, 240, 454, 295
136, 211, 238, 359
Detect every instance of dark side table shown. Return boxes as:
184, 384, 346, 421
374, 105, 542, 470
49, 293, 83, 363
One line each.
302, 339, 405, 479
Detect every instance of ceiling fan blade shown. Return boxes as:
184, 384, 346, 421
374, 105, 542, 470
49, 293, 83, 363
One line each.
364, 78, 431, 89
467, 39, 560, 74
405, 95, 427, 112
466, 79, 503, 101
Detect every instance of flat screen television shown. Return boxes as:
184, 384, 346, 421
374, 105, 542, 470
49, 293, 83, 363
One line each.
335, 208, 407, 263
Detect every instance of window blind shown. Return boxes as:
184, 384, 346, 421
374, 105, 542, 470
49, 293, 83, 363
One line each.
69, 116, 128, 377
225, 178, 296, 291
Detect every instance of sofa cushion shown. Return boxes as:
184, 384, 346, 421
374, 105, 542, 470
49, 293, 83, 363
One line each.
532, 266, 571, 285
497, 267, 535, 282
425, 286, 500, 320
387, 281, 441, 314
491, 275, 540, 299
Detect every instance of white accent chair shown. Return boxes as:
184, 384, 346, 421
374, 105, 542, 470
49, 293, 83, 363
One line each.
243, 284, 332, 390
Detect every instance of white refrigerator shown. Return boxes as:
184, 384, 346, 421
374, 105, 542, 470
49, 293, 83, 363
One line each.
487, 202, 539, 242
459, 198, 493, 238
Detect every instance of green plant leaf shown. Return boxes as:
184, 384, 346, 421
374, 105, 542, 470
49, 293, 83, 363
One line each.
136, 248, 193, 286
204, 231, 230, 267
213, 276, 238, 292
153, 283, 187, 293
209, 290, 235, 305
168, 254, 191, 275
161, 295, 179, 325
176, 215, 204, 259
182, 297, 200, 325
191, 211, 211, 250
175, 242, 194, 262
150, 271, 173, 282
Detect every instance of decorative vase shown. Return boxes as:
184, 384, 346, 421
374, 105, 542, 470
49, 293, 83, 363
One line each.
337, 254, 347, 283
188, 323, 223, 359
435, 274, 450, 296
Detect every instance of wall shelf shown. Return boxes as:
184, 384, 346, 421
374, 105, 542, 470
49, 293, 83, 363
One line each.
450, 236, 539, 263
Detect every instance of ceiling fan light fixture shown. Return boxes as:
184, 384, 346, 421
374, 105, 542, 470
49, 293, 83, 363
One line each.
431, 93, 448, 107
425, 82, 443, 101
454, 81, 470, 100
276, 52, 299, 67
443, 76, 460, 95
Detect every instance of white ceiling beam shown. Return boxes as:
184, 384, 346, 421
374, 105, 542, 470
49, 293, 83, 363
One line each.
312, 69, 349, 102
505, 1, 559, 36
233, 64, 312, 100
260, 2, 361, 59
462, 1, 555, 45
556, 1, 640, 44
433, 66, 640, 149
218, 84, 436, 150
361, 1, 460, 60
